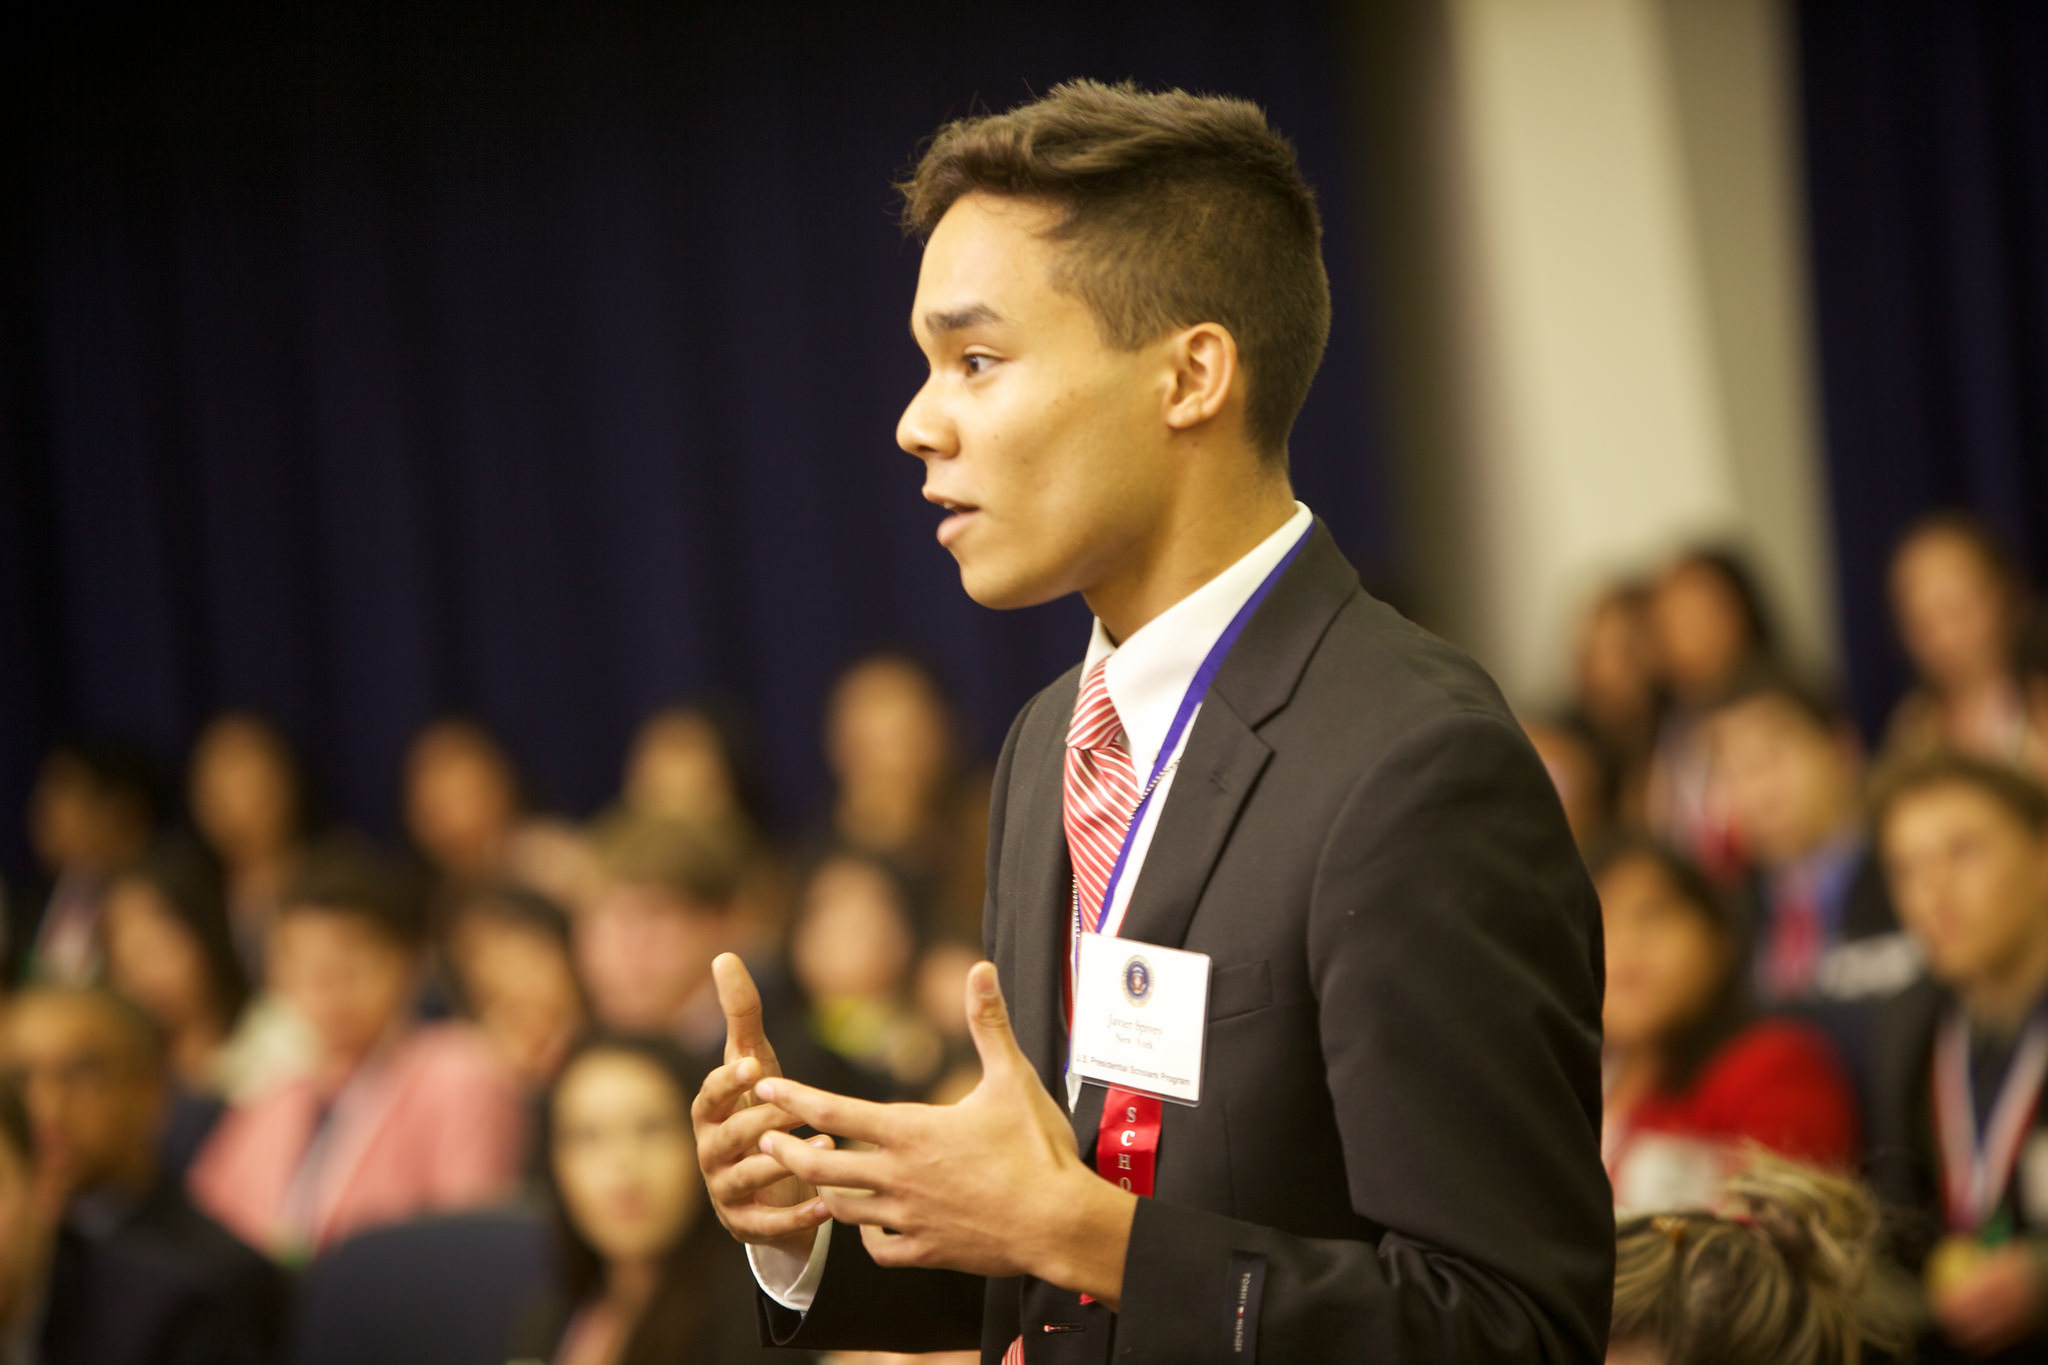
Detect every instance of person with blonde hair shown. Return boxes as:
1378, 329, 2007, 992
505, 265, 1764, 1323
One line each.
1609, 1155, 1913, 1365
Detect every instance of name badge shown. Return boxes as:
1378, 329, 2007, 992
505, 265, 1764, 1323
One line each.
1070, 934, 1211, 1105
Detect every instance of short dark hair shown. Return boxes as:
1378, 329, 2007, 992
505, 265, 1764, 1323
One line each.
280, 837, 428, 949
588, 814, 744, 910
1870, 751, 2048, 843
1705, 664, 1849, 737
899, 79, 1331, 461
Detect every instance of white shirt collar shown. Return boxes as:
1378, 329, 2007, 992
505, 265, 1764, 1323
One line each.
1081, 502, 1314, 772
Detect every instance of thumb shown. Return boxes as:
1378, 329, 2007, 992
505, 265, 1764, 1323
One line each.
713, 952, 777, 1071
964, 961, 1026, 1080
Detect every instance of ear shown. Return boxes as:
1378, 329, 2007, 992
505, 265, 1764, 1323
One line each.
1161, 323, 1240, 435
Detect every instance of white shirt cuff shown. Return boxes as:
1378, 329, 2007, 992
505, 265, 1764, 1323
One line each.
747, 1223, 832, 1312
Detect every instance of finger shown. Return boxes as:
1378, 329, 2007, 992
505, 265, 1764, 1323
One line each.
692, 1056, 766, 1129
754, 1077, 900, 1146
822, 1186, 907, 1229
713, 1151, 815, 1204
963, 961, 1028, 1082
715, 952, 780, 1071
724, 1196, 834, 1243
859, 1221, 920, 1267
700, 1096, 806, 1167
761, 1130, 890, 1191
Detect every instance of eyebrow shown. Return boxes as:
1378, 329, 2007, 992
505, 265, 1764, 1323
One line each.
919, 303, 1006, 337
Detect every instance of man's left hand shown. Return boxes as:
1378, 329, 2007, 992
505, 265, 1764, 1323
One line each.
757, 962, 1137, 1307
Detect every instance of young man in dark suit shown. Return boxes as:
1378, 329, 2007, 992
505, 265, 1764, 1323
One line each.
1869, 754, 2048, 1363
691, 79, 1611, 1362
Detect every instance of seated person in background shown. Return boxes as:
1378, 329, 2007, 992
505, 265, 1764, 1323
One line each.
187, 712, 317, 979
787, 853, 943, 1097
405, 717, 591, 911
619, 701, 785, 949
1524, 714, 1618, 853
441, 883, 587, 1088
1869, 753, 2048, 1362
1704, 668, 1921, 1088
1608, 1154, 1913, 1365
816, 653, 989, 944
1595, 835, 1859, 1213
101, 839, 313, 1172
1644, 547, 1781, 882
575, 815, 880, 1099
1568, 579, 1663, 829
15, 739, 161, 985
0, 986, 285, 1359
512, 1032, 809, 1365
190, 841, 526, 1261
1885, 512, 2048, 786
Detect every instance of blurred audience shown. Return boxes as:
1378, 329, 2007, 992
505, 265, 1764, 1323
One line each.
1569, 580, 1662, 828
1885, 512, 2048, 786
0, 987, 286, 1359
1524, 715, 1617, 853
190, 841, 525, 1260
1644, 548, 1780, 880
187, 712, 316, 977
0, 1073, 275, 1364
441, 883, 587, 1088
15, 740, 163, 985
1869, 753, 2048, 1362
514, 1033, 806, 1365
618, 700, 785, 949
1595, 835, 1858, 1214
405, 716, 593, 910
1608, 1154, 1913, 1365
818, 654, 989, 944
788, 852, 950, 1097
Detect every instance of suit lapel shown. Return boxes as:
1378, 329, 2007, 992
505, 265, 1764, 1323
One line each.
1114, 522, 1358, 954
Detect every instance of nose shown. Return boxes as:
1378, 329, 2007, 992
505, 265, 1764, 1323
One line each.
896, 376, 954, 462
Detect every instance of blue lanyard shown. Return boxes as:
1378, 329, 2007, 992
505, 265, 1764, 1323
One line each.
1082, 521, 1314, 937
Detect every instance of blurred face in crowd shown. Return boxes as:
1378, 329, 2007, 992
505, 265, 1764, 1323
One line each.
189, 714, 299, 863
0, 1134, 46, 1334
792, 857, 918, 1005
1649, 561, 1752, 704
1575, 591, 1658, 730
1525, 721, 1608, 852
575, 881, 728, 1032
1891, 529, 2015, 692
1598, 853, 1732, 1054
271, 908, 417, 1076
1709, 696, 1858, 868
552, 1050, 702, 1267
827, 658, 954, 803
102, 876, 215, 1036
27, 756, 148, 876
449, 906, 585, 1081
0, 995, 161, 1203
405, 722, 519, 876
897, 193, 1187, 613
624, 710, 738, 827
1883, 782, 2048, 993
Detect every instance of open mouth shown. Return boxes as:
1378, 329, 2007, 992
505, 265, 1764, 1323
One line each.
925, 493, 981, 546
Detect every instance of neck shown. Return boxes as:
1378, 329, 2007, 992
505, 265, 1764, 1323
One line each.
606, 1257, 659, 1315
1964, 922, 2048, 1035
1083, 469, 1295, 644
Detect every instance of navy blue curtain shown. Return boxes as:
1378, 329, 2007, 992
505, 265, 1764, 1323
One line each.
1795, 0, 2048, 737
0, 1, 1389, 873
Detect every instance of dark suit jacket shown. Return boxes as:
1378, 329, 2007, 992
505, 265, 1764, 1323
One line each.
43, 1223, 269, 1365
1868, 977, 2048, 1365
759, 523, 1613, 1362
125, 1176, 291, 1360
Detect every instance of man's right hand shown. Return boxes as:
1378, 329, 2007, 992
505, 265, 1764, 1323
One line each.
692, 952, 833, 1253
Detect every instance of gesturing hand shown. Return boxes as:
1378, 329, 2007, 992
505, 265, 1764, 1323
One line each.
691, 953, 832, 1255
755, 962, 1136, 1308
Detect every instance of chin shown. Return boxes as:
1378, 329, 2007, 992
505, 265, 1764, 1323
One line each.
957, 558, 1068, 613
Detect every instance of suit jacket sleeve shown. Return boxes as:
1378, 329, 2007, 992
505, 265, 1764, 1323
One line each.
1114, 710, 1613, 1362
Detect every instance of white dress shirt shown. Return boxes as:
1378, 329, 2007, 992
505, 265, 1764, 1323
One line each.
752, 501, 1316, 1311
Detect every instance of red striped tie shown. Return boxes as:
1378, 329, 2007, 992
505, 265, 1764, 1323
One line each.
1005, 659, 1157, 1362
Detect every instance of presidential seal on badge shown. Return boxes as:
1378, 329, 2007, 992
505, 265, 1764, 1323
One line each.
1122, 954, 1154, 1006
